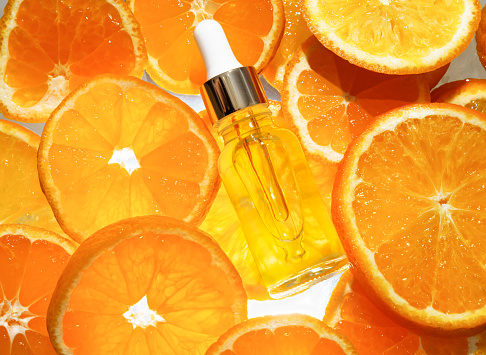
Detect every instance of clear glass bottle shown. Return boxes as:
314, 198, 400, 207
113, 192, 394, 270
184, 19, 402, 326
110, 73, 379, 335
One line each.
195, 20, 347, 298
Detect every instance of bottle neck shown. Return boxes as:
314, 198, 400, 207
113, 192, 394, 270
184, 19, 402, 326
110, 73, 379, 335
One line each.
215, 103, 273, 145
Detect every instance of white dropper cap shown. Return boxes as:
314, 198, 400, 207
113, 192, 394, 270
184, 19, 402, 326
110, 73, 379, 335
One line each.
195, 19, 267, 123
194, 19, 243, 80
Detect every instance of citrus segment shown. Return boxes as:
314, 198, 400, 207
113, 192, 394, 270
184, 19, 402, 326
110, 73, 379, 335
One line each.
0, 0, 147, 123
47, 216, 247, 355
205, 314, 357, 354
127, 0, 284, 94
324, 271, 485, 354
302, 0, 481, 74
332, 103, 486, 335
0, 119, 65, 236
431, 78, 486, 114
282, 36, 430, 163
262, 0, 312, 90
38, 75, 220, 243
0, 224, 76, 355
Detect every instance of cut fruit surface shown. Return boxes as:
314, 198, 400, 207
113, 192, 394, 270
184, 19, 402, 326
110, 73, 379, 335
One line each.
302, 0, 481, 74
432, 78, 486, 114
0, 0, 147, 122
205, 313, 357, 354
127, 0, 284, 95
332, 103, 486, 336
324, 271, 486, 354
282, 36, 430, 163
475, 5, 486, 71
38, 75, 220, 243
0, 224, 76, 355
262, 0, 312, 91
0, 119, 64, 236
46, 216, 247, 355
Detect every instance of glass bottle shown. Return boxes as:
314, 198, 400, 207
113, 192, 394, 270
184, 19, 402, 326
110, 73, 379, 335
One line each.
195, 20, 347, 298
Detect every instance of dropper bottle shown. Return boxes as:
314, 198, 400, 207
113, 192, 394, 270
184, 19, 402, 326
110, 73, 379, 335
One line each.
194, 20, 347, 298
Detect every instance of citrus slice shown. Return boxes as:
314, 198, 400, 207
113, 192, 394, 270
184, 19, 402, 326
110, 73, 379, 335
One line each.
262, 0, 312, 91
324, 271, 486, 354
205, 313, 358, 354
301, 0, 481, 74
431, 78, 486, 114
475, 5, 486, 70
332, 103, 486, 335
47, 215, 247, 355
0, 224, 76, 355
282, 36, 430, 163
126, 0, 284, 95
0, 0, 147, 123
0, 119, 64, 236
38, 74, 220, 243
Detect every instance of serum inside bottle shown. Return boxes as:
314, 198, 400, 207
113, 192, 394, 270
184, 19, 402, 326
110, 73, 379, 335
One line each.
195, 20, 348, 298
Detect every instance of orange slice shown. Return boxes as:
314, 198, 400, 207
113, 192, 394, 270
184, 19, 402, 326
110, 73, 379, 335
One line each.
282, 36, 430, 163
0, 224, 76, 355
302, 0, 481, 74
0, 119, 64, 236
262, 0, 312, 91
0, 0, 147, 123
38, 74, 220, 243
332, 103, 486, 336
126, 0, 284, 95
206, 313, 358, 354
47, 215, 247, 355
475, 5, 486, 70
324, 270, 486, 354
431, 78, 486, 114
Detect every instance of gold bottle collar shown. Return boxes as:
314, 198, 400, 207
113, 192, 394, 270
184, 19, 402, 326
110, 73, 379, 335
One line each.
200, 66, 268, 125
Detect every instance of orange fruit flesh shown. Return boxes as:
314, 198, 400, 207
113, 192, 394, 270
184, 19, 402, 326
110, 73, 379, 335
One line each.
228, 326, 346, 354
431, 79, 486, 114
0, 121, 64, 236
282, 36, 430, 163
353, 113, 486, 314
41, 76, 219, 241
0, 229, 73, 355
312, 1, 463, 59
63, 233, 240, 352
326, 272, 473, 355
262, 0, 312, 90
7, 0, 140, 109
131, 0, 276, 93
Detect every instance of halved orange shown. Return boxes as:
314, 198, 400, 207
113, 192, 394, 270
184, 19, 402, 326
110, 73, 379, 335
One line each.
47, 215, 247, 355
431, 78, 486, 114
282, 36, 430, 163
302, 0, 481, 74
126, 0, 284, 95
206, 313, 358, 354
332, 103, 486, 336
38, 74, 220, 242
0, 119, 64, 236
0, 0, 147, 123
0, 224, 76, 355
324, 270, 485, 354
262, 0, 312, 91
